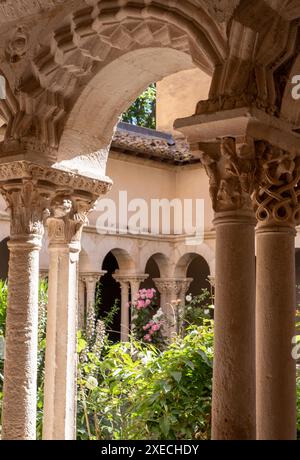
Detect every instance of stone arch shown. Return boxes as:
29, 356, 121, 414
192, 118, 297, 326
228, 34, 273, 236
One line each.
143, 252, 170, 278
3, 1, 227, 161
100, 247, 136, 273
174, 251, 211, 296
174, 242, 215, 277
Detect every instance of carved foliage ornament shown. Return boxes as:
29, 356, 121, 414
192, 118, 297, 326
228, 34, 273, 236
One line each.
0, 180, 51, 239
200, 137, 256, 213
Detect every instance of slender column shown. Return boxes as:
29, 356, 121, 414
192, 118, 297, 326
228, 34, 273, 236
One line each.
128, 275, 148, 332
43, 197, 85, 440
153, 278, 191, 336
201, 138, 256, 440
81, 272, 106, 322
78, 277, 85, 329
0, 180, 47, 440
253, 142, 297, 439
112, 278, 130, 341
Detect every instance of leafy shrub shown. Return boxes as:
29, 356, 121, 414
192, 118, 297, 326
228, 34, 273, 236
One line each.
77, 321, 213, 440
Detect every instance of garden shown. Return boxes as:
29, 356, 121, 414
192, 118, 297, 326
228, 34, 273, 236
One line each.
0, 279, 299, 440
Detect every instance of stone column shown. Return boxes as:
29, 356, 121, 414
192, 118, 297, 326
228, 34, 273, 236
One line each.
153, 278, 192, 335
128, 274, 149, 333
201, 138, 256, 440
253, 142, 298, 440
78, 277, 85, 330
41, 174, 112, 440
0, 179, 48, 440
113, 275, 130, 341
81, 272, 106, 323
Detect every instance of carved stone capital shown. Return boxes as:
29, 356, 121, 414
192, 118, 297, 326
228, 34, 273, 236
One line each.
200, 137, 256, 213
252, 141, 300, 228
153, 278, 193, 297
80, 271, 106, 290
0, 160, 112, 244
0, 179, 50, 243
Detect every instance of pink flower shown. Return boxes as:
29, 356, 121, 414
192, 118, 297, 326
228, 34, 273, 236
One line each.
146, 289, 154, 299
144, 299, 151, 307
151, 324, 160, 332
143, 323, 151, 331
144, 334, 152, 342
137, 300, 145, 309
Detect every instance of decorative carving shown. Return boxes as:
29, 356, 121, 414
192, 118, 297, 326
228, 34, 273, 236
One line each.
0, 180, 50, 239
47, 194, 91, 246
200, 137, 256, 213
6, 26, 29, 63
153, 278, 192, 297
252, 141, 300, 226
0, 161, 112, 197
0, 160, 112, 241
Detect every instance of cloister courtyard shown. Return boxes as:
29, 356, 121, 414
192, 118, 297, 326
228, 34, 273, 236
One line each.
0, 0, 300, 442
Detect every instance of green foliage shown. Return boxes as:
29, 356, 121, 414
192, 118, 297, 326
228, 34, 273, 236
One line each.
122, 84, 156, 129
77, 321, 213, 440
297, 376, 300, 440
0, 279, 7, 338
183, 288, 214, 329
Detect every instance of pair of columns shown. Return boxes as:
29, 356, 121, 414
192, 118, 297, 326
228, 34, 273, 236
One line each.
113, 273, 149, 341
201, 138, 297, 440
0, 161, 111, 440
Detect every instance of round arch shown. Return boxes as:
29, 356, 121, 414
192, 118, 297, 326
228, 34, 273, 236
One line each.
9, 1, 226, 162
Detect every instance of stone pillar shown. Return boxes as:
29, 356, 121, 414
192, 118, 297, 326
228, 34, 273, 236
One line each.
153, 278, 192, 335
0, 179, 47, 440
81, 272, 106, 323
113, 275, 130, 341
41, 174, 112, 440
128, 275, 149, 333
78, 277, 85, 330
253, 142, 297, 440
200, 138, 256, 440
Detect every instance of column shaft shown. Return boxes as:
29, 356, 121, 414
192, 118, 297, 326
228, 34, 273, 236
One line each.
212, 212, 256, 440
43, 244, 79, 440
256, 226, 296, 439
120, 282, 130, 342
2, 238, 41, 440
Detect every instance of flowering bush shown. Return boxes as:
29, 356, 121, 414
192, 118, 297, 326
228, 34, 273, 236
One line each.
130, 288, 166, 346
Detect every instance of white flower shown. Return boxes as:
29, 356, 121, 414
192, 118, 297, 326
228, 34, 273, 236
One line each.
86, 376, 98, 390
186, 294, 192, 302
204, 309, 210, 315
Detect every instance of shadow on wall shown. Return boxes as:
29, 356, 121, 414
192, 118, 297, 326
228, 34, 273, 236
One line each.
141, 257, 161, 307
0, 238, 9, 280
99, 252, 121, 343
187, 256, 210, 297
